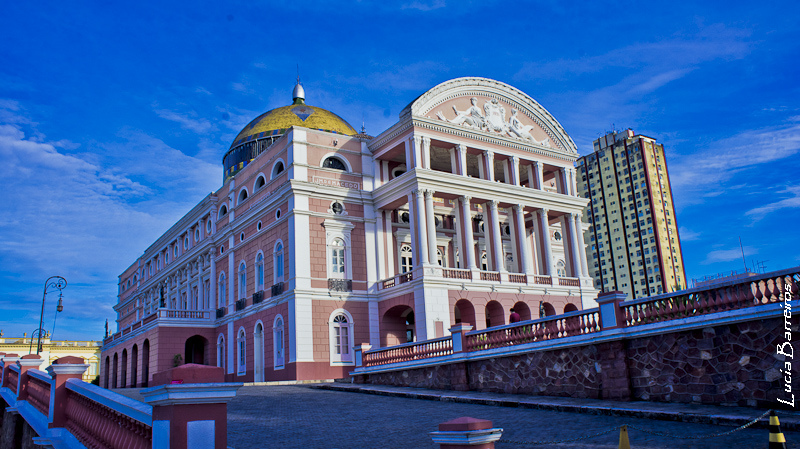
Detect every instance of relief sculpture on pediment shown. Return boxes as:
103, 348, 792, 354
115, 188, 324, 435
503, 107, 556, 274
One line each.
435, 96, 551, 147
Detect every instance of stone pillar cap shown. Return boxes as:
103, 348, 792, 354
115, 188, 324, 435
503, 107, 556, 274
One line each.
597, 291, 627, 303
439, 416, 493, 432
449, 324, 474, 333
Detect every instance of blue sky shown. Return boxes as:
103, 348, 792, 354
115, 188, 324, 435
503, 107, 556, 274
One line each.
1, 1, 799, 341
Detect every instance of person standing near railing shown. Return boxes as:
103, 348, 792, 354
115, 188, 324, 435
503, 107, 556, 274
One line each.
509, 308, 521, 324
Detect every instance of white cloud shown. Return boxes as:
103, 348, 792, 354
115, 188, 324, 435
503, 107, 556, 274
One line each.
702, 246, 757, 264
745, 185, 800, 221
678, 226, 701, 241
153, 107, 216, 134
402, 0, 446, 11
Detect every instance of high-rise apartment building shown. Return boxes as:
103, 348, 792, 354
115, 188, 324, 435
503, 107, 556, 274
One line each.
576, 129, 686, 299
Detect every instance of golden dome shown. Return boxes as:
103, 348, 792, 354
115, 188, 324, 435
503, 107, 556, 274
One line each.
230, 100, 357, 149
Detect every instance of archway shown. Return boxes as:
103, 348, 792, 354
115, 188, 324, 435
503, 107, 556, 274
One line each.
564, 303, 580, 336
512, 301, 531, 321
112, 353, 118, 388
564, 303, 578, 313
454, 299, 476, 327
131, 344, 138, 388
381, 305, 414, 347
142, 340, 150, 387
104, 356, 110, 388
120, 349, 127, 389
254, 323, 264, 382
185, 335, 208, 365
540, 301, 556, 318
485, 300, 504, 328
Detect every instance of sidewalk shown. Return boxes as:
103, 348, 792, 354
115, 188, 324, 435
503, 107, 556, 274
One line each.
312, 383, 800, 431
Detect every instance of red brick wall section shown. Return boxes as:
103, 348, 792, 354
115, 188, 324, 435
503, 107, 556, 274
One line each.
359, 317, 798, 409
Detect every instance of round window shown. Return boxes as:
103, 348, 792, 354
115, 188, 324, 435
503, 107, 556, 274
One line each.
184, 237, 189, 249
206, 220, 212, 233
275, 209, 281, 219
240, 232, 245, 242
220, 246, 225, 255
195, 229, 200, 241
173, 246, 178, 257
257, 221, 262, 231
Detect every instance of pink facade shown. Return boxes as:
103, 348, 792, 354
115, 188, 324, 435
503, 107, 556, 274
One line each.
101, 77, 597, 385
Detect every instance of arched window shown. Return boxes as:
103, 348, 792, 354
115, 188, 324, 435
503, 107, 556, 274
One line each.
256, 253, 264, 291
436, 248, 445, 267
217, 334, 225, 370
274, 241, 284, 282
481, 252, 488, 271
556, 260, 567, 277
238, 262, 246, 299
218, 272, 227, 307
400, 244, 413, 273
238, 189, 248, 205
254, 175, 266, 191
219, 204, 228, 219
329, 238, 346, 278
237, 328, 246, 375
329, 311, 354, 365
322, 156, 347, 171
271, 161, 285, 178
273, 315, 285, 369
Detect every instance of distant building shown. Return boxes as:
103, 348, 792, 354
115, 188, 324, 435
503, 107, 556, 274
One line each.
0, 331, 101, 381
576, 129, 686, 299
692, 269, 759, 289
101, 77, 597, 387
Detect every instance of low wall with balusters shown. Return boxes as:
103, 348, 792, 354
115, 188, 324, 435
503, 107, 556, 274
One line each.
352, 267, 800, 409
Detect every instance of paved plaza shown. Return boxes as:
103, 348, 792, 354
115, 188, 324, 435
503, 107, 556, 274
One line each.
225, 385, 800, 449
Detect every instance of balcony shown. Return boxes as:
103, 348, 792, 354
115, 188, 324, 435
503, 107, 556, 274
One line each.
216, 307, 226, 318
235, 298, 247, 311
328, 278, 352, 292
271, 282, 284, 297
378, 267, 586, 291
253, 290, 264, 304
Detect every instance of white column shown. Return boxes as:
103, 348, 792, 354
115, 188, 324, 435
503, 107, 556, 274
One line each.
538, 208, 554, 275
407, 192, 419, 267
510, 156, 520, 186
461, 196, 476, 269
568, 213, 583, 277
488, 200, 505, 272
365, 206, 378, 291
453, 201, 463, 268
382, 160, 390, 182
209, 251, 216, 310
502, 160, 510, 184
570, 168, 578, 196
421, 136, 431, 170
424, 190, 438, 265
384, 210, 395, 276
526, 164, 534, 188
404, 138, 412, 168
227, 241, 234, 312
513, 206, 531, 274
375, 210, 386, 280
576, 213, 590, 277
457, 144, 468, 177
559, 168, 569, 195
413, 190, 430, 266
449, 148, 457, 175
411, 135, 423, 170
533, 161, 544, 190
484, 150, 495, 182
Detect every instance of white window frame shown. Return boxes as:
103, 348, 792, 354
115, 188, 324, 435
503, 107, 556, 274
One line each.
274, 240, 285, 283
271, 159, 286, 179
273, 314, 285, 369
253, 172, 267, 191
328, 309, 354, 366
323, 220, 354, 279
238, 187, 249, 205
217, 334, 225, 370
218, 272, 227, 307
320, 153, 352, 172
255, 251, 265, 291
237, 327, 246, 375
238, 261, 247, 299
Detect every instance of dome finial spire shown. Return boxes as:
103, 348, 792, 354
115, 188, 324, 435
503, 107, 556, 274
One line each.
292, 65, 305, 104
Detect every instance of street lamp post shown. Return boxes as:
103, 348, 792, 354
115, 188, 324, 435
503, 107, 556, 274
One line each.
37, 276, 67, 355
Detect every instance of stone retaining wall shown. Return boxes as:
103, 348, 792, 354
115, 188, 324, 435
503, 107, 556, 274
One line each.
356, 317, 798, 409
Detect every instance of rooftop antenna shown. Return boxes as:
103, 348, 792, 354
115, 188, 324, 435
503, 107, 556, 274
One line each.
738, 236, 748, 272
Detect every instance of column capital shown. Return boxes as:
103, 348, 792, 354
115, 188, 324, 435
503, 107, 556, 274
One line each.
533, 160, 542, 167
421, 135, 431, 145
539, 207, 549, 215
412, 188, 424, 197
461, 195, 472, 203
483, 149, 494, 157
424, 189, 435, 199
456, 143, 468, 152
512, 204, 524, 213
510, 154, 519, 163
488, 199, 500, 208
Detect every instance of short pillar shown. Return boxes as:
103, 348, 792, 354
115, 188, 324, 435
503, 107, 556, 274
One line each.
448, 324, 473, 353
1, 353, 20, 389
16, 354, 43, 402
354, 343, 372, 367
597, 291, 628, 330
430, 417, 503, 449
141, 364, 241, 449
47, 356, 89, 428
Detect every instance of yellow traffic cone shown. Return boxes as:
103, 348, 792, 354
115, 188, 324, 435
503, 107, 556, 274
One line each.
770, 410, 788, 449
618, 424, 630, 449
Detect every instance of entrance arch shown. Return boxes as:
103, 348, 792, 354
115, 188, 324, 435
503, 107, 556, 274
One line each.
185, 335, 208, 365
381, 305, 414, 347
512, 301, 531, 321
112, 353, 118, 389
104, 356, 110, 388
131, 344, 138, 388
454, 299, 476, 326
254, 322, 264, 382
142, 339, 150, 387
540, 301, 556, 318
120, 349, 128, 388
485, 300, 504, 328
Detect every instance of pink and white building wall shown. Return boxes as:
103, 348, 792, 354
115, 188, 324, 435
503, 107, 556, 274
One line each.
101, 77, 598, 386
